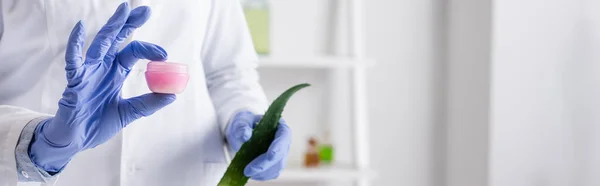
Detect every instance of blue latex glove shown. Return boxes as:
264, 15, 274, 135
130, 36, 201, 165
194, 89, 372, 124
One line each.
29, 3, 175, 173
226, 111, 292, 181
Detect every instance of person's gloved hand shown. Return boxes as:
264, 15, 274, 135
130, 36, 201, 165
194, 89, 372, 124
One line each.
29, 3, 175, 173
226, 110, 292, 181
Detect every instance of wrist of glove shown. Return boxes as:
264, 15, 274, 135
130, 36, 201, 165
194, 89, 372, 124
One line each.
225, 110, 292, 181
29, 118, 79, 173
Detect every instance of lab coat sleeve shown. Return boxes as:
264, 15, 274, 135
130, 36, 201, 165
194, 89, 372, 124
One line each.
0, 105, 56, 185
15, 116, 57, 183
201, 0, 269, 134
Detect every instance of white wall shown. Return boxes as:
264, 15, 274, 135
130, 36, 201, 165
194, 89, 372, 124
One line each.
443, 0, 600, 186
575, 2, 600, 185
490, 0, 578, 185
365, 0, 445, 186
489, 0, 600, 186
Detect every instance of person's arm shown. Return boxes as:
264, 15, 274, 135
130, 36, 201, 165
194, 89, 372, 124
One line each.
0, 105, 57, 184
201, 0, 269, 136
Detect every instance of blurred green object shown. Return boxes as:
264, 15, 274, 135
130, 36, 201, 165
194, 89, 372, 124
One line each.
243, 0, 270, 55
318, 131, 334, 165
318, 144, 334, 165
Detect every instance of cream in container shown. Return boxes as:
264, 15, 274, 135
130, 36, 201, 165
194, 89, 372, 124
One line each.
145, 61, 190, 94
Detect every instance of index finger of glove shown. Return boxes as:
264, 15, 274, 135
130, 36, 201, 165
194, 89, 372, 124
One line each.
104, 6, 152, 62
85, 2, 130, 62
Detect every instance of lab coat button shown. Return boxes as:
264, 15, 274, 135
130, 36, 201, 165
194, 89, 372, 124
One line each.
21, 171, 29, 178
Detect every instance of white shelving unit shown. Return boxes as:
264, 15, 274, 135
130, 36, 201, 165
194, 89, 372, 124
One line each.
252, 0, 374, 185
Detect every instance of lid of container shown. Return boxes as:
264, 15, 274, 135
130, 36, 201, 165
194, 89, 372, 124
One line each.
146, 61, 188, 73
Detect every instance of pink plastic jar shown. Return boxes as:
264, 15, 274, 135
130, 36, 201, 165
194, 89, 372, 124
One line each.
145, 61, 190, 94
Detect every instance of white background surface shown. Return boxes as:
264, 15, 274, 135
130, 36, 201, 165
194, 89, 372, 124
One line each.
253, 0, 600, 185
490, 0, 600, 186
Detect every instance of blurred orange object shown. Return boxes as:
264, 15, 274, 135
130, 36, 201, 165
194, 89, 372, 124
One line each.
304, 137, 320, 168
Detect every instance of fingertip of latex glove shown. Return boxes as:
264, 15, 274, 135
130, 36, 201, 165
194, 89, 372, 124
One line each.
118, 2, 130, 11
244, 153, 283, 178
111, 2, 131, 26
266, 123, 292, 160
133, 41, 168, 60
121, 93, 176, 122
227, 111, 256, 145
249, 161, 285, 181
67, 21, 85, 49
113, 2, 131, 22
118, 41, 168, 70
131, 5, 151, 16
65, 21, 86, 71
265, 141, 287, 162
128, 6, 151, 27
86, 2, 130, 61
235, 124, 252, 142
250, 171, 281, 181
75, 20, 85, 29
226, 121, 252, 151
244, 154, 267, 177
150, 93, 177, 107
275, 123, 292, 143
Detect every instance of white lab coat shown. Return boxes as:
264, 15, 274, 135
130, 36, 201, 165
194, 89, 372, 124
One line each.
0, 0, 268, 186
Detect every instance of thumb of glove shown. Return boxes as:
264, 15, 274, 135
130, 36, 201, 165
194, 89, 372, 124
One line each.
119, 93, 176, 125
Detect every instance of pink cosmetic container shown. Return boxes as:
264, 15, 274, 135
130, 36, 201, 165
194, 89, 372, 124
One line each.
145, 61, 190, 94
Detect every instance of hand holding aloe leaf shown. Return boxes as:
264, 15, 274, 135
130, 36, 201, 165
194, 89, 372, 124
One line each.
218, 83, 311, 186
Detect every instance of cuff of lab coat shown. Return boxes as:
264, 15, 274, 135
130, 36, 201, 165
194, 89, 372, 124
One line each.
15, 116, 58, 182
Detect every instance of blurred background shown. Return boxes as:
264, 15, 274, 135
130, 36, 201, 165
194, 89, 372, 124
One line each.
241, 0, 600, 186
